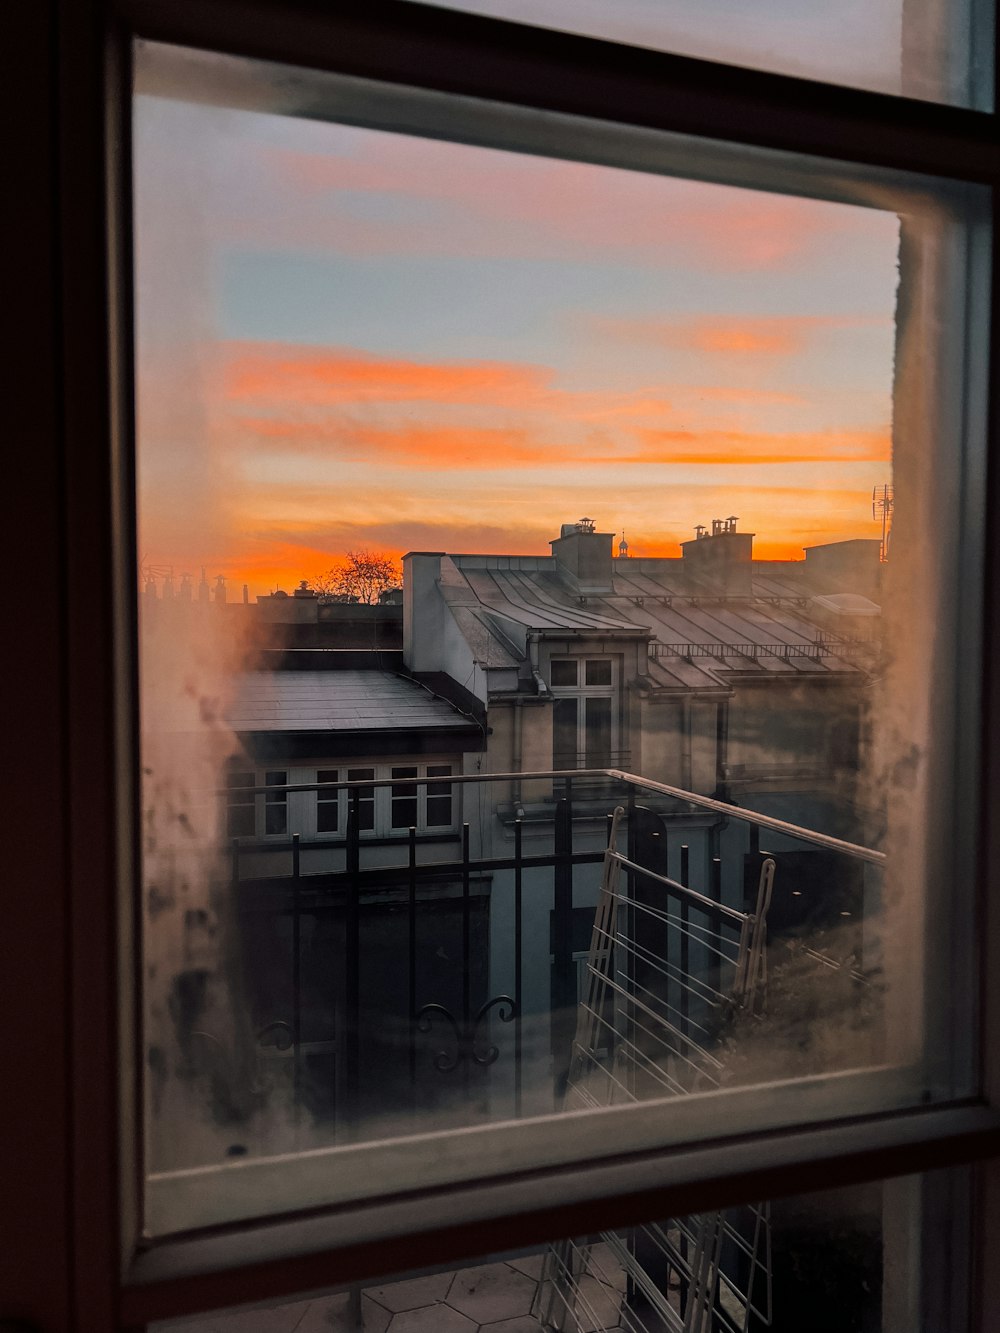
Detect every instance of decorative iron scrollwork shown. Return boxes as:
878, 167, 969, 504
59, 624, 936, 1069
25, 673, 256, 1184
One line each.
416, 995, 517, 1072
256, 1019, 294, 1051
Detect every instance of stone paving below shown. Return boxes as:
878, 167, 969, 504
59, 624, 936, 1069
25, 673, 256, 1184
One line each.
157, 1250, 629, 1333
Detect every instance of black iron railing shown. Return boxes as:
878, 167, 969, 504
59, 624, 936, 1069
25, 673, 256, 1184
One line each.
223, 769, 882, 1140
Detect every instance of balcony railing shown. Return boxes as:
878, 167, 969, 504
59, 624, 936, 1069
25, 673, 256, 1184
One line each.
204, 769, 883, 1148
648, 639, 880, 661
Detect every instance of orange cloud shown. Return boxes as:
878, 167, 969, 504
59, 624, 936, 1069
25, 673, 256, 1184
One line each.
226, 344, 553, 407
222, 341, 683, 430
211, 515, 563, 592
140, 333, 894, 595
232, 415, 889, 470
694, 324, 800, 355
235, 417, 584, 468
629, 427, 890, 465
677, 386, 806, 405
598, 314, 891, 359
153, 466, 889, 594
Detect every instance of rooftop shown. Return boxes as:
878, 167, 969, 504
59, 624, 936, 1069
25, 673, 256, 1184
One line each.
226, 670, 472, 734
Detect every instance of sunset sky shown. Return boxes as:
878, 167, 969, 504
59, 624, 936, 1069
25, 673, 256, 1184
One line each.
134, 91, 899, 597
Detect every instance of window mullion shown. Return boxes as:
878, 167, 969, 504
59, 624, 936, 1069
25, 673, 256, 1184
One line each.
118, 0, 1000, 183
120, 1103, 1000, 1325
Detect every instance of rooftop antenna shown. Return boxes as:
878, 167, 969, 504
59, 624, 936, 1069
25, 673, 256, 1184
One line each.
872, 484, 894, 563
137, 555, 173, 597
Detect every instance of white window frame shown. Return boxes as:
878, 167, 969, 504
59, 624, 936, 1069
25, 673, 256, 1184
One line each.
222, 767, 292, 840
550, 655, 619, 769
224, 762, 459, 840
337, 760, 458, 838
11, 1, 1000, 1330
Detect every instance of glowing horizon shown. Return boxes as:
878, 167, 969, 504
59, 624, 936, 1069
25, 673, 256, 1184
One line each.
134, 94, 898, 600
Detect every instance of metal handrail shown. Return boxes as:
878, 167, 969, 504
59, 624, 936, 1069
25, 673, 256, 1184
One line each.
609, 768, 886, 866
218, 766, 885, 866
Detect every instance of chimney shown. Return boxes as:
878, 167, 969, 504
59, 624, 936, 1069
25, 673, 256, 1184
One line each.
681, 518, 754, 595
550, 518, 614, 593
214, 574, 227, 604
243, 583, 249, 604
403, 552, 446, 670
198, 567, 210, 603
802, 539, 882, 600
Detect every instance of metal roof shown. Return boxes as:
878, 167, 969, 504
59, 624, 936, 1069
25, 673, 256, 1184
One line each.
442, 556, 876, 689
226, 671, 472, 733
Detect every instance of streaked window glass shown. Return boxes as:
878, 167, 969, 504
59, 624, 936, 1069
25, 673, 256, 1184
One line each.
134, 41, 988, 1238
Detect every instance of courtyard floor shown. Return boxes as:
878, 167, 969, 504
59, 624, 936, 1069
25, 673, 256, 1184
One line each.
159, 1248, 629, 1333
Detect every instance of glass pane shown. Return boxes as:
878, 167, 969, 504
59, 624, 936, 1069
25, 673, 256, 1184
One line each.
264, 770, 287, 835
225, 769, 255, 839
134, 42, 988, 1234
347, 768, 376, 831
552, 660, 579, 687
316, 768, 339, 833
585, 696, 613, 766
585, 659, 613, 686
553, 697, 579, 768
152, 1173, 969, 1332
225, 803, 254, 839
426, 764, 454, 827
399, 0, 994, 108
392, 765, 419, 829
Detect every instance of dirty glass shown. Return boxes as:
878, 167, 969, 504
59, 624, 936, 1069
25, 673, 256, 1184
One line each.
151, 1173, 967, 1331
134, 41, 988, 1232
399, 0, 994, 108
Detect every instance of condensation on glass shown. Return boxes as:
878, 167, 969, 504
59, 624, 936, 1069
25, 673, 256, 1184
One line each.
150, 1173, 967, 1331
133, 41, 989, 1232
399, 0, 994, 109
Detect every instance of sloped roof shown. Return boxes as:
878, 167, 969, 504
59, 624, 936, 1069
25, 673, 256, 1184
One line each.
458, 567, 642, 633
226, 670, 471, 733
440, 555, 876, 690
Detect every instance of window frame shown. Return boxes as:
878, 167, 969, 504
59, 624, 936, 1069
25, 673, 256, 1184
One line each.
228, 763, 459, 840
550, 655, 620, 769
11, 0, 1000, 1328
346, 761, 458, 837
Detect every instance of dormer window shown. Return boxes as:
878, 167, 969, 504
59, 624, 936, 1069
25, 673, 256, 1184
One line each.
550, 657, 618, 770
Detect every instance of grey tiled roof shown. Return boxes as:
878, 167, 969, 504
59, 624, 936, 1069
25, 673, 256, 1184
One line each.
226, 670, 470, 733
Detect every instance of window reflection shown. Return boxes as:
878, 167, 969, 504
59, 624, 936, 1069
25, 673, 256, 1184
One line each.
397, 0, 989, 108
154, 1176, 939, 1332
